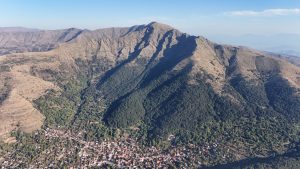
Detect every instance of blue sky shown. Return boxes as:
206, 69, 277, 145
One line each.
1, 0, 300, 54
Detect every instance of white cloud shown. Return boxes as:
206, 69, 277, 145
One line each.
226, 8, 300, 17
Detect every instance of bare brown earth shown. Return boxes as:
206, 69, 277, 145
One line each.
0, 52, 60, 139
0, 22, 299, 141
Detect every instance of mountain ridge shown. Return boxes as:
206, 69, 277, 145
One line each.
0, 22, 300, 167
0, 22, 299, 138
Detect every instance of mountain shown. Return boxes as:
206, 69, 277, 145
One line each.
265, 52, 300, 67
0, 22, 300, 168
0, 27, 40, 32
0, 28, 84, 55
208, 33, 300, 57
275, 49, 300, 57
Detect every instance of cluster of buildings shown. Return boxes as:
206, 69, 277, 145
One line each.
76, 138, 199, 168
0, 128, 229, 168
43, 129, 220, 168
0, 152, 21, 169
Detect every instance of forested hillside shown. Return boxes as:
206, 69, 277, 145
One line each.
0, 22, 299, 168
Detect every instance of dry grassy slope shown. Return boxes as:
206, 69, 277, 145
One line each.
231, 47, 300, 88
0, 22, 299, 140
264, 52, 300, 67
0, 26, 143, 140
0, 28, 83, 55
0, 52, 60, 140
189, 40, 300, 91
0, 23, 182, 140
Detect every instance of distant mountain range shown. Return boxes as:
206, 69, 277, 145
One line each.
208, 33, 300, 57
0, 22, 299, 168
0, 27, 83, 55
0, 27, 40, 32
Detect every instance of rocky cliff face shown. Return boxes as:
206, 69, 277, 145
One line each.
0, 22, 299, 143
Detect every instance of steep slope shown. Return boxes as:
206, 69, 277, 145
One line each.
0, 52, 60, 139
0, 22, 299, 164
103, 37, 300, 140
0, 24, 148, 139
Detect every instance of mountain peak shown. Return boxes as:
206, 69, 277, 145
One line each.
146, 21, 174, 31
1, 22, 300, 168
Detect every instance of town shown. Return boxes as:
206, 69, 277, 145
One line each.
0, 128, 231, 168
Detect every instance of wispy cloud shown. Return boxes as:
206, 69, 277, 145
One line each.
226, 8, 300, 17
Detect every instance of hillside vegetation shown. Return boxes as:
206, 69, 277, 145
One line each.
0, 22, 299, 167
